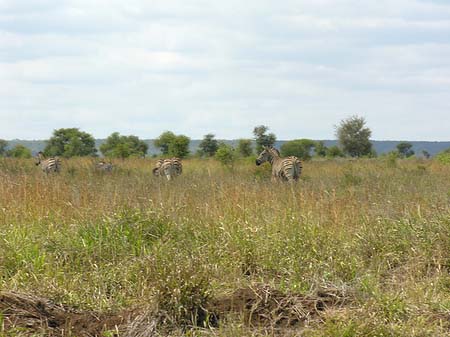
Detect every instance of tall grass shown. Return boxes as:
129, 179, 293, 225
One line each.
1, 157, 450, 335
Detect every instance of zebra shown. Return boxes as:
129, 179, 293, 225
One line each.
95, 161, 113, 172
152, 157, 182, 180
35, 151, 61, 174
255, 146, 302, 182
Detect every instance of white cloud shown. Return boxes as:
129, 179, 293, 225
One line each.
0, 0, 449, 140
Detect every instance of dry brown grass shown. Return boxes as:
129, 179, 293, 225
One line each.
1, 156, 450, 336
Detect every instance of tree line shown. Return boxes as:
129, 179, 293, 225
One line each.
0, 116, 432, 161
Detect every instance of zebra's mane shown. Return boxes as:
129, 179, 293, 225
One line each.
267, 147, 280, 157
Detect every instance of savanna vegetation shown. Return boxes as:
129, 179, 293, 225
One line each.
1, 155, 450, 336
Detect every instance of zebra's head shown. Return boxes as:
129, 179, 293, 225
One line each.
256, 146, 279, 165
35, 151, 44, 166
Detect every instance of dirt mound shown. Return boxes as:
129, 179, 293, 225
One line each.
207, 284, 350, 328
0, 285, 351, 336
0, 292, 135, 336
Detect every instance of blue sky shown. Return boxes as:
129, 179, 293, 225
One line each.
1, 0, 449, 140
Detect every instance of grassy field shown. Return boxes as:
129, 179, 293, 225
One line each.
1, 156, 450, 336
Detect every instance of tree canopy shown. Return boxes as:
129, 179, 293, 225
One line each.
237, 139, 253, 157
336, 116, 373, 157
253, 125, 276, 153
154, 131, 176, 155
44, 128, 97, 157
198, 134, 219, 157
396, 142, 415, 158
280, 139, 316, 160
7, 145, 32, 158
154, 131, 190, 158
100, 132, 148, 158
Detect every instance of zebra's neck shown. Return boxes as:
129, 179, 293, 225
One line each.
268, 150, 280, 165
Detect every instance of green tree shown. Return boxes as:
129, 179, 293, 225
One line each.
215, 143, 236, 167
44, 128, 97, 158
237, 139, 253, 157
154, 131, 176, 155
100, 132, 148, 158
0, 139, 7, 157
422, 150, 431, 159
280, 139, 316, 160
396, 142, 415, 158
7, 145, 32, 158
168, 135, 190, 158
336, 116, 373, 157
327, 146, 345, 158
154, 131, 190, 158
198, 134, 219, 157
253, 125, 276, 153
314, 141, 328, 157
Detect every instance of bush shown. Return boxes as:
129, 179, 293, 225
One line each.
280, 139, 315, 160
100, 132, 148, 158
7, 145, 32, 158
436, 149, 450, 164
215, 143, 236, 167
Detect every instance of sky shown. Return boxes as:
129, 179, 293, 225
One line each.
0, 0, 449, 141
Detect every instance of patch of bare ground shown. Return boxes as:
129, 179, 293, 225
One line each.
207, 284, 351, 328
0, 291, 136, 336
0, 285, 352, 336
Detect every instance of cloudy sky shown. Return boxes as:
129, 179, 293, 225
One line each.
1, 0, 449, 141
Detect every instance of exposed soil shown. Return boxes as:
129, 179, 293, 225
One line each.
208, 284, 350, 328
0, 285, 351, 336
0, 292, 135, 336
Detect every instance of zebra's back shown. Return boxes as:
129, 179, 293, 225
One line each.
40, 157, 61, 174
153, 158, 182, 180
274, 156, 302, 182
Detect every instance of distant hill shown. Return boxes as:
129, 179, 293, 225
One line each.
4, 139, 450, 157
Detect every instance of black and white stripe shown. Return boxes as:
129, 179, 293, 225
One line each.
256, 146, 302, 182
152, 158, 182, 180
35, 151, 61, 174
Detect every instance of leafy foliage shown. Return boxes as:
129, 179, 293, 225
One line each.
168, 135, 190, 158
0, 139, 7, 157
154, 131, 190, 158
100, 132, 148, 158
154, 131, 176, 155
314, 141, 328, 157
280, 139, 316, 160
253, 125, 276, 153
215, 143, 236, 167
237, 139, 253, 157
198, 134, 219, 157
336, 116, 373, 157
44, 128, 97, 158
326, 146, 345, 158
436, 148, 450, 164
396, 142, 415, 158
7, 145, 32, 158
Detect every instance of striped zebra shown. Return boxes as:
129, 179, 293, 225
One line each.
95, 161, 113, 172
152, 157, 182, 180
256, 146, 302, 182
35, 151, 61, 174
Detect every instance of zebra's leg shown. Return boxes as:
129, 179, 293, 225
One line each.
165, 170, 172, 180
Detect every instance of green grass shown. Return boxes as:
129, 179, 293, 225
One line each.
1, 157, 450, 335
